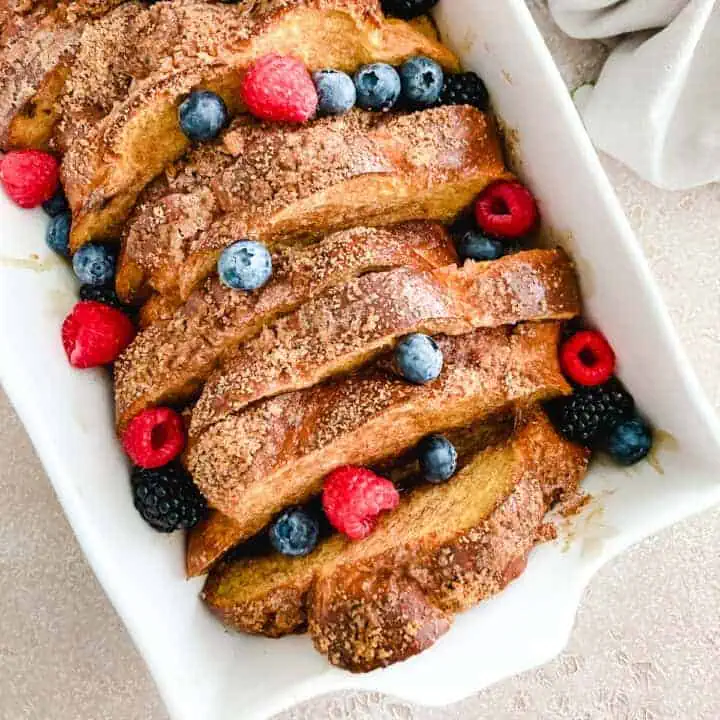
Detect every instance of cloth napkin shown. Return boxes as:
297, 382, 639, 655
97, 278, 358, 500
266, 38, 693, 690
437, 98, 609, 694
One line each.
548, 0, 719, 190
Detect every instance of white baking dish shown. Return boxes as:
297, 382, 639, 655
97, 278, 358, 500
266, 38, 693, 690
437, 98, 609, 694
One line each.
1, 1, 719, 718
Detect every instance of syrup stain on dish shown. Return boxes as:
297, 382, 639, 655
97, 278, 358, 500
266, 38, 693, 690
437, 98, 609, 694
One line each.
0, 253, 60, 273
645, 429, 678, 476
559, 490, 618, 558
502, 69, 513, 85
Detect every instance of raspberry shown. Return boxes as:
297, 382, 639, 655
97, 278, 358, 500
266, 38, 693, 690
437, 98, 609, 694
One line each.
0, 149, 59, 208
241, 55, 318, 123
61, 301, 135, 369
560, 330, 615, 387
474, 180, 538, 239
122, 407, 186, 469
322, 466, 399, 540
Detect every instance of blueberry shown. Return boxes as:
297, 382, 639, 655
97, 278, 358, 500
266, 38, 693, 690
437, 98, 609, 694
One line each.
269, 507, 320, 557
354, 63, 401, 112
399, 56, 444, 107
72, 242, 117, 286
46, 211, 71, 257
42, 187, 69, 217
313, 69, 356, 116
605, 417, 653, 466
218, 240, 272, 291
456, 229, 505, 261
178, 90, 229, 142
418, 434, 457, 483
394, 333, 443, 384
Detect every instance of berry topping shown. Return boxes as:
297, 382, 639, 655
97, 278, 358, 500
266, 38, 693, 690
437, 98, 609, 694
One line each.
178, 90, 229, 142
394, 333, 443, 385
549, 379, 635, 447
380, 0, 438, 19
474, 180, 538, 239
122, 407, 186, 469
79, 283, 128, 313
218, 240, 272, 291
438, 71, 489, 111
313, 69, 357, 116
418, 434, 457, 483
399, 56, 444, 107
61, 301, 135, 369
72, 242, 117, 287
45, 211, 71, 257
354, 63, 401, 112
323, 466, 400, 540
131, 464, 207, 533
269, 507, 320, 556
241, 55, 318, 123
455, 227, 505, 261
604, 417, 653, 466
42, 187, 69, 217
560, 330, 616, 387
0, 149, 59, 208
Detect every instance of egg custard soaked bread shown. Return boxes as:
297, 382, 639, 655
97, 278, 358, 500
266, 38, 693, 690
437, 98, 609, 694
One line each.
115, 104, 504, 306
186, 322, 573, 543
57, 0, 459, 250
190, 248, 579, 435
203, 410, 589, 670
114, 222, 458, 429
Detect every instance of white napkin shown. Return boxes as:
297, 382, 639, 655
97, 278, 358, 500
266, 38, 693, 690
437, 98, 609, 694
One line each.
548, 0, 719, 190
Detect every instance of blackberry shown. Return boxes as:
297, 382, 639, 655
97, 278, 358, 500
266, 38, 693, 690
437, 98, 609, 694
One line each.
131, 464, 207, 533
79, 283, 122, 308
548, 379, 635, 447
438, 72, 490, 112
380, 0, 438, 20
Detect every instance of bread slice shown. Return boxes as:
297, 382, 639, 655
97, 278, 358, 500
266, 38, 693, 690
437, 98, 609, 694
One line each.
115, 104, 503, 306
202, 410, 589, 671
185, 321, 571, 544
186, 415, 514, 578
0, 0, 132, 150
190, 249, 580, 436
113, 221, 457, 429
60, 0, 460, 250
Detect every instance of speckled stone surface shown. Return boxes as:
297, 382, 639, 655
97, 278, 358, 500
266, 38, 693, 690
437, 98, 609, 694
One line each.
1, 2, 718, 718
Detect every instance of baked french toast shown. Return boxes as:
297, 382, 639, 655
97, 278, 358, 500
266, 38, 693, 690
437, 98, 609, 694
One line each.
186, 322, 571, 543
115, 104, 504, 304
202, 410, 589, 669
1, 0, 651, 676
190, 248, 580, 435
114, 221, 457, 429
61, 0, 460, 250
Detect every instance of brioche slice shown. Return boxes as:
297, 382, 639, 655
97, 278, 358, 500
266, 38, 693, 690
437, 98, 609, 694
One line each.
186, 322, 571, 543
113, 222, 456, 429
61, 0, 460, 250
202, 410, 589, 671
115, 104, 503, 305
0, 0, 131, 150
190, 249, 580, 436
186, 416, 514, 577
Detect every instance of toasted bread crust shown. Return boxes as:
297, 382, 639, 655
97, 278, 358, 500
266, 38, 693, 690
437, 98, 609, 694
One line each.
113, 222, 456, 429
186, 322, 571, 542
115, 105, 502, 304
202, 412, 589, 670
191, 249, 580, 434
61, 0, 460, 250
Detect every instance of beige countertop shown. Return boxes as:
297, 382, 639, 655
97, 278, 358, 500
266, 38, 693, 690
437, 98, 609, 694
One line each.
1, 2, 719, 718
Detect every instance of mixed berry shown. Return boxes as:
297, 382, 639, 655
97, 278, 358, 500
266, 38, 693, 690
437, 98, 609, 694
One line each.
3, 41, 655, 547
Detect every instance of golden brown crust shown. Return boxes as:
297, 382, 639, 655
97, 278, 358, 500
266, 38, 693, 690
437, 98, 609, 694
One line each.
186, 322, 572, 543
113, 221, 456, 429
61, 0, 460, 250
201, 411, 589, 671
115, 105, 501, 304
191, 249, 580, 434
